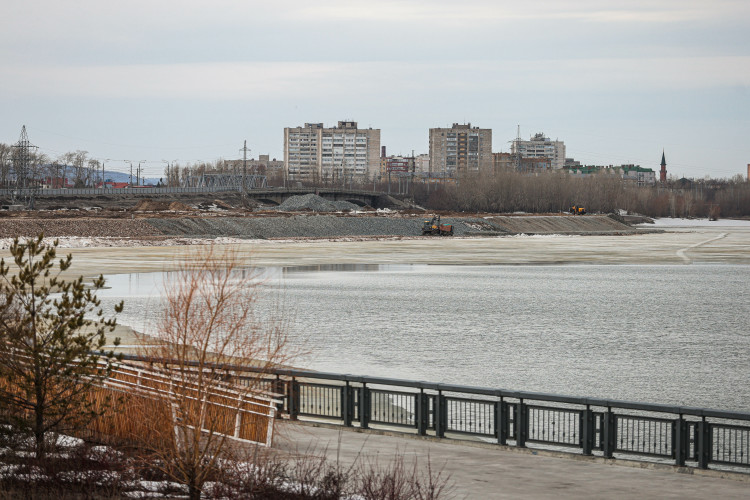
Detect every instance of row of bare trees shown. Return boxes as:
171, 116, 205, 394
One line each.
404, 170, 750, 219
165, 159, 275, 188
0, 142, 105, 189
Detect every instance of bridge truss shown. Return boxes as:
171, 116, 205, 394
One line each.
184, 173, 268, 190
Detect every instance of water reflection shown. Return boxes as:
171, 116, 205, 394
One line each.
97, 263, 750, 412
282, 264, 416, 274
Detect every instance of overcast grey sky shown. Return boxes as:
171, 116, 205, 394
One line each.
2, 0, 749, 179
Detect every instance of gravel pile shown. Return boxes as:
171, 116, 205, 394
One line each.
269, 194, 361, 212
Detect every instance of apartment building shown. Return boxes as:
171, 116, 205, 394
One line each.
566, 164, 656, 186
415, 154, 430, 174
511, 132, 566, 170
429, 123, 492, 176
492, 152, 514, 172
284, 121, 380, 182
225, 154, 284, 174
619, 164, 656, 185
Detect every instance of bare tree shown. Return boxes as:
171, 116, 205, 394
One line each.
0, 143, 12, 187
71, 150, 89, 187
88, 158, 101, 187
135, 245, 291, 500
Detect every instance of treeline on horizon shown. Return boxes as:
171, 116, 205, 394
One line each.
177, 160, 750, 219
408, 171, 750, 219
3, 142, 749, 219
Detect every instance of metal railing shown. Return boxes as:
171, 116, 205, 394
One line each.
0, 186, 241, 197
115, 353, 750, 474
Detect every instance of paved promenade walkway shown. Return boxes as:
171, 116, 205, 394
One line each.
275, 422, 749, 499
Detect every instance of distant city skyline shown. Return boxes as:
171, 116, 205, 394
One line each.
2, 1, 748, 180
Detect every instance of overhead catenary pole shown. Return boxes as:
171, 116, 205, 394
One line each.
136, 160, 146, 186
514, 124, 522, 172
240, 140, 250, 191
162, 160, 169, 188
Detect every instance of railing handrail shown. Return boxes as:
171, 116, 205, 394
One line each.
110, 352, 750, 422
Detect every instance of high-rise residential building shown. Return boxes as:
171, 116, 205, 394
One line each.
429, 123, 492, 176
384, 156, 414, 174
284, 121, 380, 182
511, 132, 566, 170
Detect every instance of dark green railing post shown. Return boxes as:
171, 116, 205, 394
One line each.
672, 415, 688, 466
342, 382, 354, 427
273, 375, 285, 413
516, 400, 528, 447
288, 377, 300, 420
602, 409, 617, 458
358, 384, 370, 429
435, 391, 447, 438
581, 406, 595, 455
417, 390, 430, 436
495, 399, 509, 445
697, 418, 712, 469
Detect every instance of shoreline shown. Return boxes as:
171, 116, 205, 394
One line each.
1, 219, 748, 279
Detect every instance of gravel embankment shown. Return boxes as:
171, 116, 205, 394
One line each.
0, 218, 163, 239
485, 215, 638, 235
145, 215, 502, 239
145, 214, 640, 239
0, 213, 641, 246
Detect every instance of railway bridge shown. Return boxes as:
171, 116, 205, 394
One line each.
0, 186, 403, 209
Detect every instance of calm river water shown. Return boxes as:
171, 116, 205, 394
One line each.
100, 262, 750, 412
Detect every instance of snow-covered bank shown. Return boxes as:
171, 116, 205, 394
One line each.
0, 236, 249, 250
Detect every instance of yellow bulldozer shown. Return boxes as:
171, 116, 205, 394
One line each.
569, 205, 586, 215
422, 215, 454, 236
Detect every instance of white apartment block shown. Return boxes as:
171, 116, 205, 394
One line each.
429, 123, 492, 176
415, 154, 430, 174
511, 132, 566, 170
618, 165, 656, 186
284, 121, 380, 182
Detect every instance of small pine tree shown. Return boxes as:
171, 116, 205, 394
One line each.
0, 234, 123, 459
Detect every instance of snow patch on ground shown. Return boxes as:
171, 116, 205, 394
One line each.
55, 435, 84, 448
0, 236, 251, 250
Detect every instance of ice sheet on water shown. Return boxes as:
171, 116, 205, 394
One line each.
644, 218, 750, 228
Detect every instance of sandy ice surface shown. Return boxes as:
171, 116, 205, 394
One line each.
641, 218, 750, 228
1, 222, 749, 278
